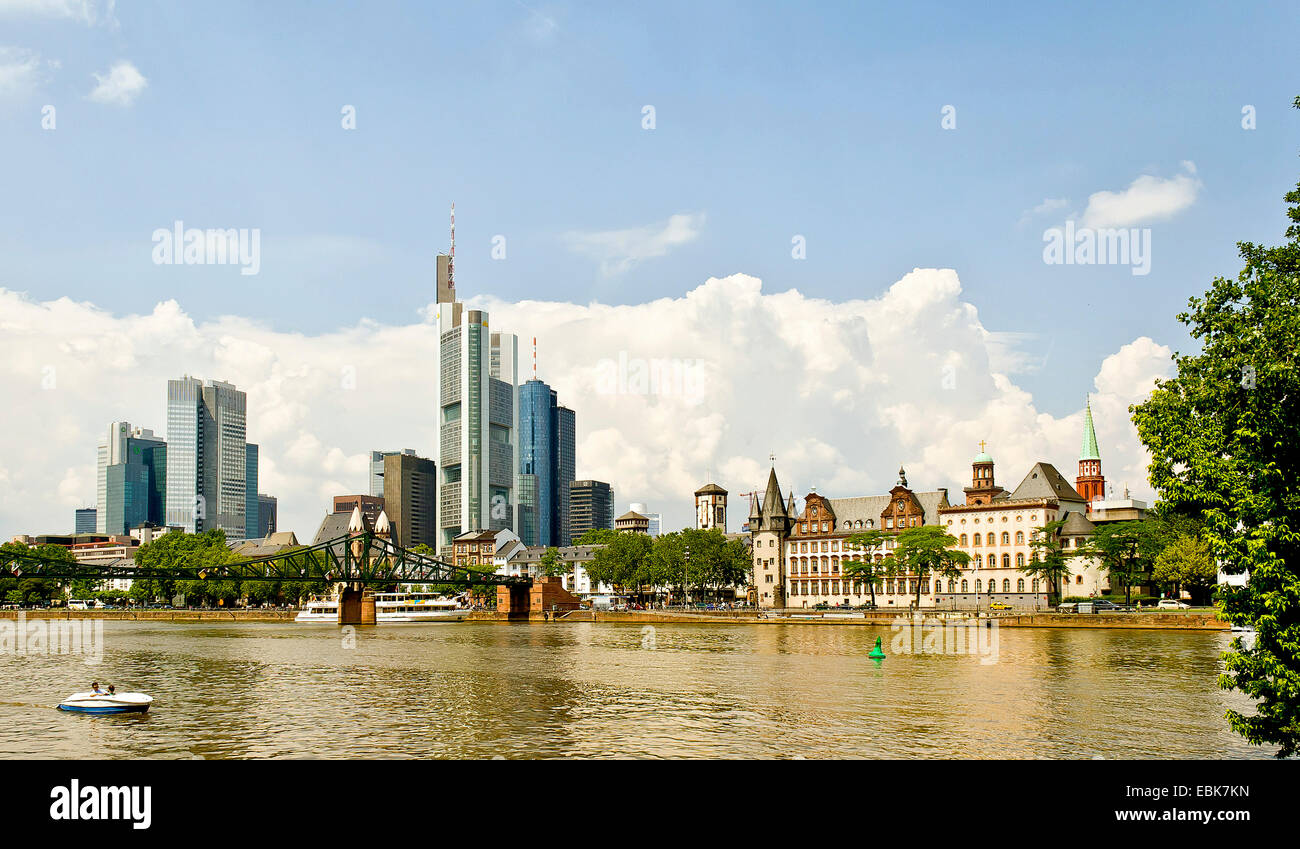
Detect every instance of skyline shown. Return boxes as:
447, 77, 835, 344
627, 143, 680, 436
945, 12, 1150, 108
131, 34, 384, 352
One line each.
2, 0, 1298, 539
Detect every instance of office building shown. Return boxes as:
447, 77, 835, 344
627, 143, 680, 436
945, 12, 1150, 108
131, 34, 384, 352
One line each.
257, 494, 278, 537
569, 480, 614, 540
165, 377, 248, 538
75, 508, 97, 534
96, 422, 166, 535
333, 494, 384, 528
517, 378, 577, 546
434, 237, 520, 547
369, 449, 417, 498
384, 452, 437, 548
245, 443, 259, 545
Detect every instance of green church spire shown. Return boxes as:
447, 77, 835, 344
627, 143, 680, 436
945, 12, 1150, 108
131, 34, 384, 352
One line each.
1080, 397, 1100, 461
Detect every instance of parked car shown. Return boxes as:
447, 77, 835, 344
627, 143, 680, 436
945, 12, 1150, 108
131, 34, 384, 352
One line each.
1156, 599, 1191, 610
1091, 599, 1133, 612
988, 601, 1013, 610
1056, 602, 1078, 613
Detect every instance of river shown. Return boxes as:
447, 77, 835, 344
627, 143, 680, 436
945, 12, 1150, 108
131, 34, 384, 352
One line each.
0, 620, 1269, 759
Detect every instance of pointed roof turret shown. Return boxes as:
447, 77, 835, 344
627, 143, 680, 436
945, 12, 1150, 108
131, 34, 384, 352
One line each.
347, 505, 365, 533
374, 510, 391, 535
1080, 397, 1100, 460
760, 467, 786, 521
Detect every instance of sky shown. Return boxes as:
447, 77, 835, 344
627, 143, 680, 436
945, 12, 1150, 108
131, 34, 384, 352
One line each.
0, 0, 1297, 540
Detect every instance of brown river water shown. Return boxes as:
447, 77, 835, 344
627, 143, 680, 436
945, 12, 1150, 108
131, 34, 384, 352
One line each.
0, 620, 1269, 759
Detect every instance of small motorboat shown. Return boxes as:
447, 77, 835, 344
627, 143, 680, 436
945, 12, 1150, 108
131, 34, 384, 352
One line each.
57, 691, 153, 714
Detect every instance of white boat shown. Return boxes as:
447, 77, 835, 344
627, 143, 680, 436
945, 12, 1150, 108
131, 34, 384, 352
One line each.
295, 592, 471, 624
57, 691, 153, 715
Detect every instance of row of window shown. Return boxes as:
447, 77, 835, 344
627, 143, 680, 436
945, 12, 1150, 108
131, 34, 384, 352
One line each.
960, 531, 1026, 546
788, 577, 1047, 597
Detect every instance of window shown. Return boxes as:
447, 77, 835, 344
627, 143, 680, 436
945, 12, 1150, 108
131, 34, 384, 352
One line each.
1016, 553, 1025, 568
1032, 579, 1039, 592
961, 580, 968, 593
1015, 531, 1024, 544
973, 534, 981, 546
1002, 579, 1011, 592
986, 533, 995, 545
1017, 579, 1025, 592
960, 533, 968, 545
1002, 554, 1010, 568
975, 580, 982, 593
1001, 532, 1010, 545
986, 554, 995, 567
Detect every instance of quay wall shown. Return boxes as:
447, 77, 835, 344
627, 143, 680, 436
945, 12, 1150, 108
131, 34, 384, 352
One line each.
469, 610, 1230, 630
0, 609, 297, 623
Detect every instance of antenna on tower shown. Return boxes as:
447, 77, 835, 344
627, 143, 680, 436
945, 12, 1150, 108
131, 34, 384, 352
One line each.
448, 202, 456, 291
532, 337, 537, 379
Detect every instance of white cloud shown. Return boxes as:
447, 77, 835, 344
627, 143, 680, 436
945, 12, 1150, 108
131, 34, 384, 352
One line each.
0, 0, 117, 27
0, 270, 1172, 542
0, 46, 43, 98
1080, 163, 1202, 229
87, 60, 146, 106
1018, 197, 1069, 227
563, 212, 704, 276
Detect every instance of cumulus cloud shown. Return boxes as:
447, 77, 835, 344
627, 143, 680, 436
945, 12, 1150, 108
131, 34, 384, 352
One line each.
563, 212, 704, 276
0, 270, 1172, 541
0, 0, 117, 27
87, 59, 146, 106
1017, 197, 1068, 227
1080, 162, 1202, 229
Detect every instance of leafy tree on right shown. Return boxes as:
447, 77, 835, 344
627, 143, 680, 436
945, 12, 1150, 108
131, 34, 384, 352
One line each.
1131, 95, 1300, 758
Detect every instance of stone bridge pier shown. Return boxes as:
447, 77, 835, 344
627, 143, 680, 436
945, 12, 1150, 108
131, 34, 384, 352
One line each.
338, 584, 376, 625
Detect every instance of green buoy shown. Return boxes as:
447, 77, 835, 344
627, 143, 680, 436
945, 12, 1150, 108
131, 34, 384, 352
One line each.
868, 636, 886, 659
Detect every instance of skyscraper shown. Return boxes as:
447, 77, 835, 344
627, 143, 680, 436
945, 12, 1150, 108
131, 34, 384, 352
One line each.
569, 480, 614, 540
245, 443, 259, 542
166, 376, 248, 538
517, 379, 578, 546
434, 234, 520, 547
75, 508, 97, 534
384, 452, 437, 548
257, 494, 278, 537
369, 448, 417, 498
96, 421, 166, 535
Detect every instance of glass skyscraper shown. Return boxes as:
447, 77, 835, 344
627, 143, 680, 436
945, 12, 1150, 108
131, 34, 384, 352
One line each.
517, 379, 577, 546
369, 448, 416, 498
96, 421, 166, 535
166, 376, 248, 538
245, 443, 259, 541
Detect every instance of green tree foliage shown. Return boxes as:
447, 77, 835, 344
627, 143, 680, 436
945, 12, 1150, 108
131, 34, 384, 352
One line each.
1131, 95, 1300, 756
1079, 521, 1162, 606
840, 530, 893, 607
585, 530, 653, 593
1152, 535, 1217, 605
0, 541, 75, 605
885, 525, 970, 609
538, 546, 568, 577
1019, 520, 1076, 603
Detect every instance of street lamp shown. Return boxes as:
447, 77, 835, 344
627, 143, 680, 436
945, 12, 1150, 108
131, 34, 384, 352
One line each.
682, 544, 690, 607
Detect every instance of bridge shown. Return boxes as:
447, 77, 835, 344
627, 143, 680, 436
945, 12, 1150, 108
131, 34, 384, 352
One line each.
2, 531, 550, 625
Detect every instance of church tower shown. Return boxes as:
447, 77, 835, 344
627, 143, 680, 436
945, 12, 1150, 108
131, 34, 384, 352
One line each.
1076, 397, 1106, 511
964, 442, 1005, 505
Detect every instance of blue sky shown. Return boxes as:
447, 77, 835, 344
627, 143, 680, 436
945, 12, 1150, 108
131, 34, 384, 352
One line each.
1, 1, 1298, 535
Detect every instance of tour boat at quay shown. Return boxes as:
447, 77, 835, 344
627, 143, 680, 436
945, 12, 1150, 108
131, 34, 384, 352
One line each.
295, 592, 471, 624
57, 691, 153, 714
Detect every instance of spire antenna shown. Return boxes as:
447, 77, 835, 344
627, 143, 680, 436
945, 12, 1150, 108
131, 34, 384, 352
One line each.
532, 336, 537, 379
448, 202, 456, 292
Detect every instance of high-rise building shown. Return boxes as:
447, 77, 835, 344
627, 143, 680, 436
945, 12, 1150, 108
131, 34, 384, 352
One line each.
369, 449, 417, 498
384, 452, 437, 548
75, 508, 97, 534
434, 237, 520, 547
569, 480, 614, 541
333, 494, 385, 527
245, 443, 259, 544
165, 377, 248, 538
96, 422, 166, 535
517, 379, 577, 546
257, 494, 278, 538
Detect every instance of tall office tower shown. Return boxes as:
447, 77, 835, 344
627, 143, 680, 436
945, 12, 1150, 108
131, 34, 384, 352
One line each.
96, 421, 167, 534
75, 508, 97, 534
517, 378, 577, 547
165, 377, 248, 537
369, 448, 417, 498
434, 230, 520, 548
569, 479, 614, 540
384, 452, 437, 548
245, 443, 259, 541
257, 494, 278, 537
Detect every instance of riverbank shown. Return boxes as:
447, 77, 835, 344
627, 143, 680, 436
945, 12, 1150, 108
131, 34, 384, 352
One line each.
470, 609, 1231, 630
1, 608, 1228, 629
0, 609, 297, 622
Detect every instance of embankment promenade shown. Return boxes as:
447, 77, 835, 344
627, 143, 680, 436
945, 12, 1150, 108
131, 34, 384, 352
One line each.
1, 608, 1229, 630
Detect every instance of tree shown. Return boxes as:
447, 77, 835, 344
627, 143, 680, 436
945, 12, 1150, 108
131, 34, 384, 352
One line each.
585, 531, 652, 595
1131, 95, 1300, 756
1152, 535, 1217, 605
1079, 521, 1161, 605
887, 526, 970, 609
538, 547, 568, 577
840, 530, 893, 608
0, 541, 74, 605
1019, 520, 1076, 604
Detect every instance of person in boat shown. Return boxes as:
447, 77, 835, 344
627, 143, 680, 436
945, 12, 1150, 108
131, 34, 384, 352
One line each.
107, 685, 116, 696
91, 681, 103, 694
